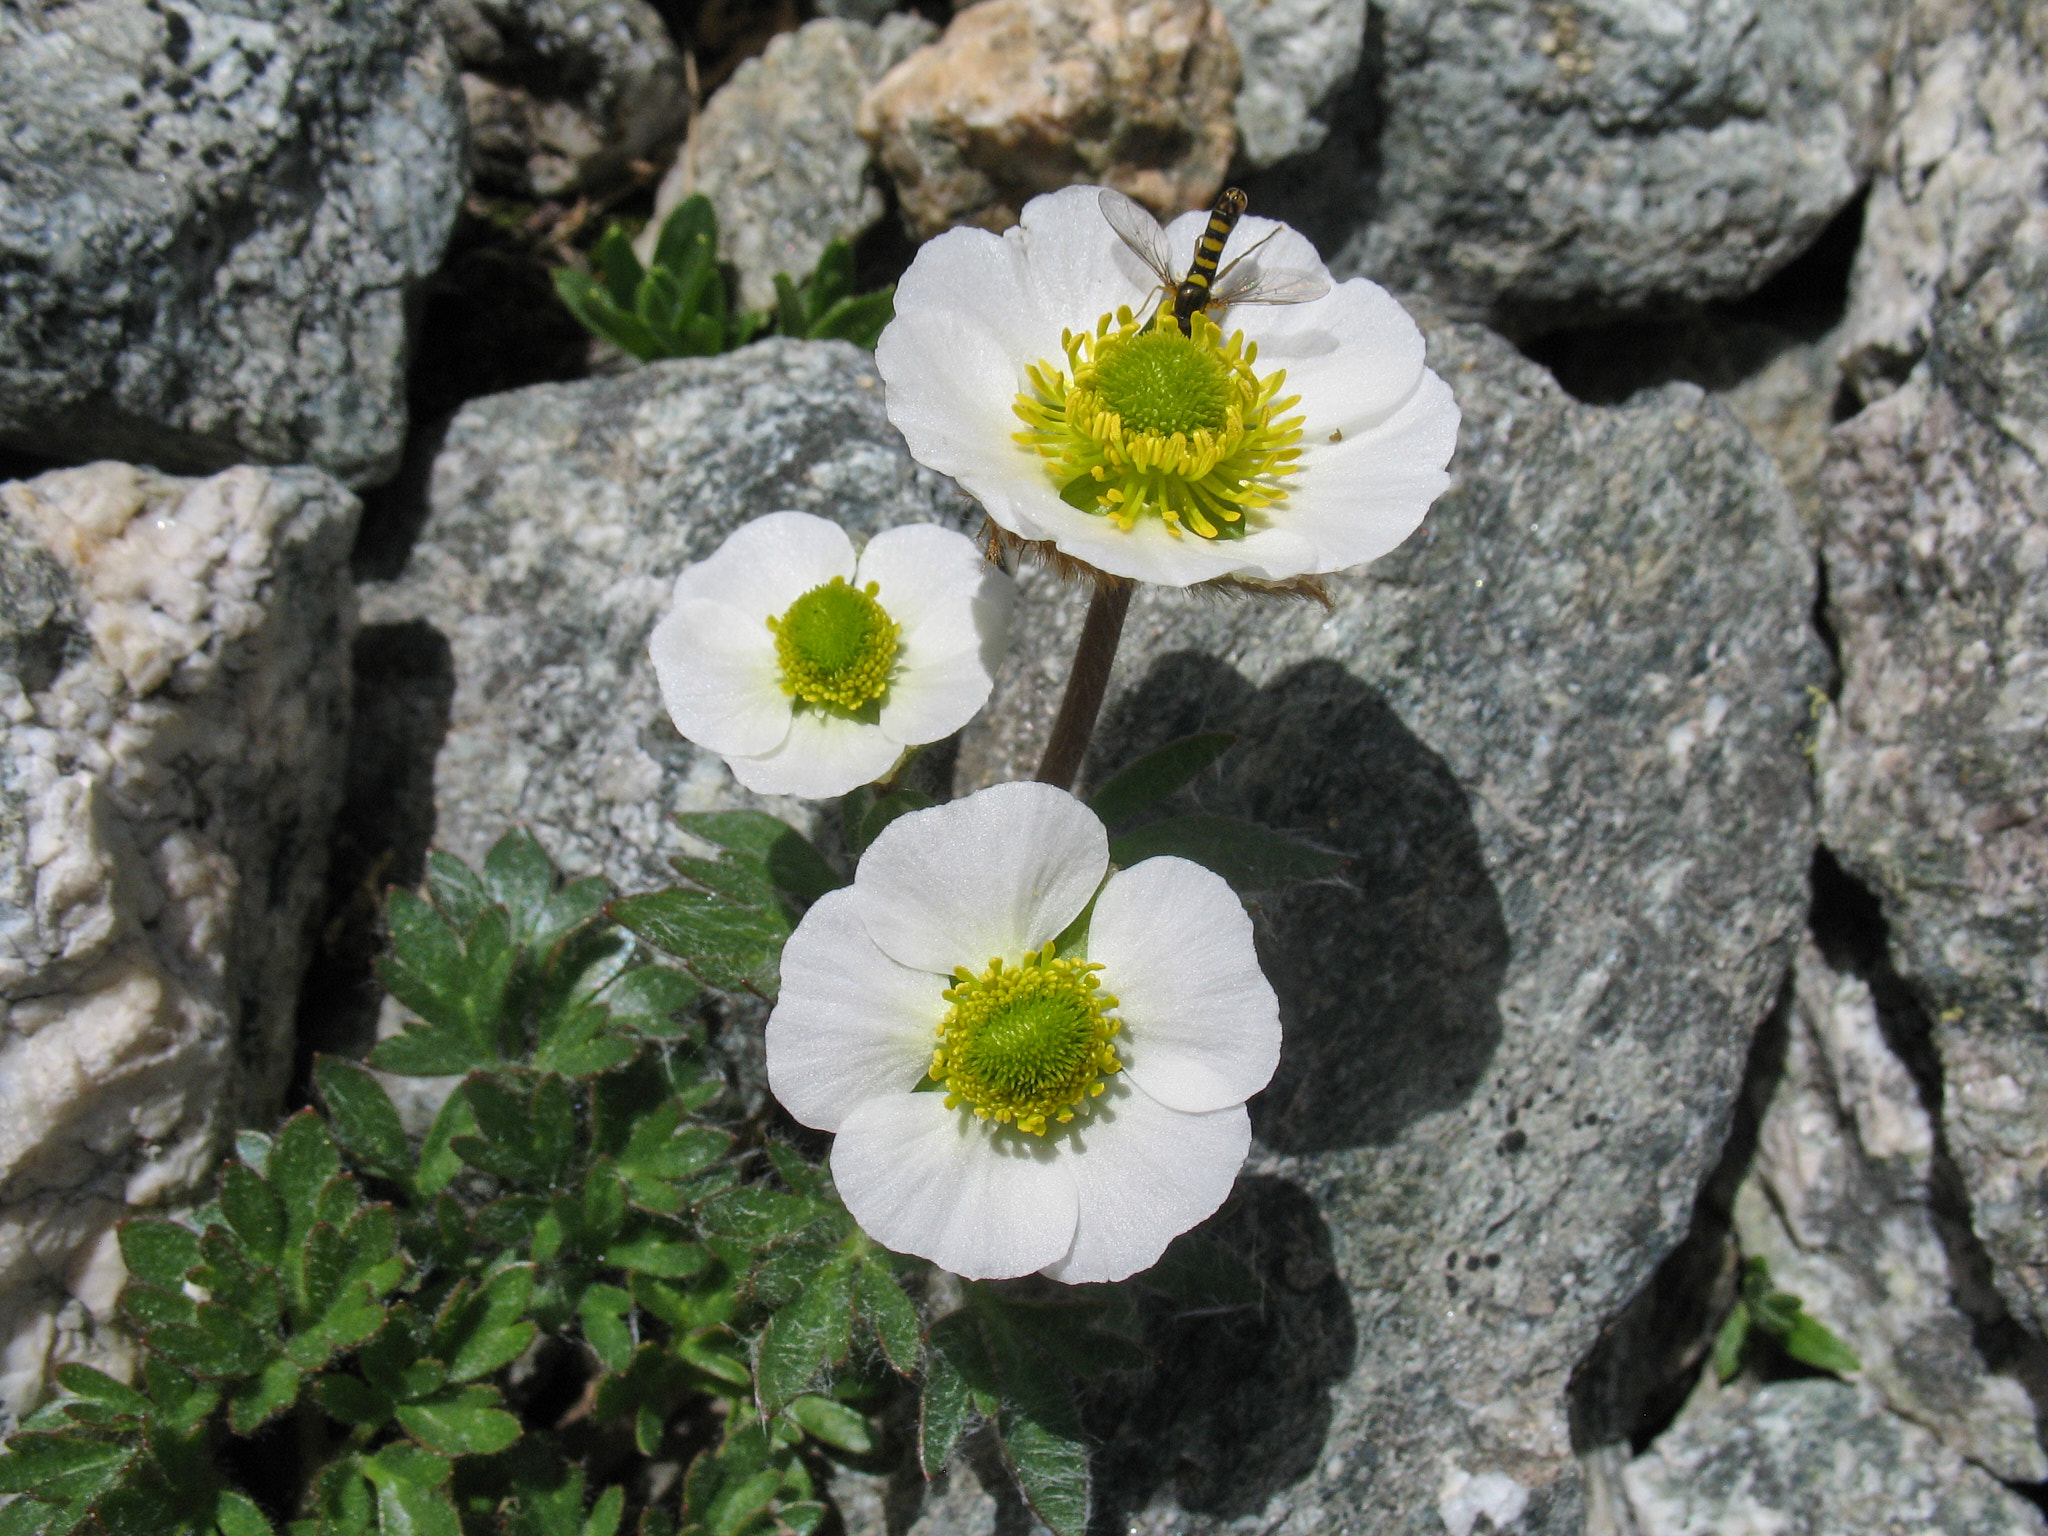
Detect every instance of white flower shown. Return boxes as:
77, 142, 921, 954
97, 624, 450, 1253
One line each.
649, 513, 1013, 799
876, 184, 1460, 588
766, 781, 1280, 1283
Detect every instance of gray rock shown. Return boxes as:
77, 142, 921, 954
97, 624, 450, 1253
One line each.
1814, 0, 2048, 1351
0, 463, 358, 1429
0, 0, 465, 490
1255, 0, 1890, 322
437, 0, 690, 198
1622, 1379, 2048, 1535
1733, 937, 2044, 1481
1214, 0, 1363, 170
356, 339, 978, 897
928, 313, 1822, 1532
640, 17, 934, 312
1837, 0, 2048, 402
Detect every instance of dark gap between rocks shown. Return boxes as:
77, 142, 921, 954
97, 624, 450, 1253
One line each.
1234, 2, 1386, 262
0, 446, 71, 484
1517, 187, 1868, 407
287, 620, 455, 1103
1808, 847, 2048, 1509
1567, 977, 1790, 1456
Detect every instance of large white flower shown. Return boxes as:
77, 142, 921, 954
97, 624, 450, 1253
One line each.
649, 513, 1013, 799
766, 781, 1280, 1283
876, 184, 1460, 588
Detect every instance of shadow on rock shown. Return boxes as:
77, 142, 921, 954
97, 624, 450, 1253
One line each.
1087, 652, 1509, 1153
1092, 1177, 1358, 1526
290, 620, 455, 1092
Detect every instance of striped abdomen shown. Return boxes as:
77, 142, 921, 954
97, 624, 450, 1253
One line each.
1171, 188, 1249, 334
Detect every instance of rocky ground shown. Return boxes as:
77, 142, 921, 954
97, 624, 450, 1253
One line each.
4, 0, 2048, 1531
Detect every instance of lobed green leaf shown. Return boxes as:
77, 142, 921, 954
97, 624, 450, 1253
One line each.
1086, 733, 1236, 828
1107, 814, 1343, 891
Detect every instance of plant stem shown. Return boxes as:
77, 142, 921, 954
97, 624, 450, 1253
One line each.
1035, 578, 1133, 792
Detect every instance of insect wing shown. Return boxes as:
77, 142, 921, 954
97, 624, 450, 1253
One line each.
1210, 266, 1333, 308
1097, 187, 1178, 287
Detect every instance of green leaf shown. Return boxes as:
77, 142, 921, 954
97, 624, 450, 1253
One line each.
784, 1395, 871, 1454
119, 1219, 202, 1289
806, 290, 893, 349
854, 1259, 921, 1376
1000, 1408, 1089, 1536
652, 196, 718, 276
394, 1385, 522, 1456
773, 273, 807, 339
215, 1490, 276, 1536
1086, 733, 1237, 827
1712, 1300, 1750, 1383
414, 1084, 476, 1200
482, 829, 559, 944
0, 1433, 135, 1498
373, 893, 517, 1072
435, 1265, 538, 1383
699, 1188, 818, 1243
219, 1162, 285, 1264
361, 1447, 460, 1536
1782, 1313, 1861, 1377
1752, 1290, 1802, 1336
554, 269, 663, 362
270, 1111, 343, 1239
52, 1365, 151, 1417
918, 1331, 978, 1478
579, 1285, 636, 1372
316, 1057, 411, 1181
1139, 1232, 1261, 1310
777, 1506, 826, 1536
703, 1471, 779, 1536
584, 1487, 626, 1536
595, 226, 648, 312
600, 965, 704, 1041
756, 1259, 854, 1413
607, 1232, 712, 1279
228, 1357, 304, 1433
609, 888, 788, 996
234, 1131, 273, 1177
1107, 814, 1342, 891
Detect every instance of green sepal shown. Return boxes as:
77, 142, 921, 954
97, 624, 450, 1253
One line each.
1107, 814, 1342, 891
1086, 733, 1236, 828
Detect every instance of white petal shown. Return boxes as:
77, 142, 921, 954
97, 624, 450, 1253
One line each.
832, 1092, 1078, 1279
767, 888, 947, 1132
1088, 857, 1280, 1113
890, 219, 1049, 363
1016, 184, 1160, 332
855, 781, 1108, 975
670, 512, 857, 617
648, 598, 791, 757
726, 710, 904, 799
875, 308, 1052, 543
1014, 493, 1321, 586
856, 523, 1000, 638
1040, 1078, 1249, 1284
1230, 276, 1429, 439
858, 527, 1014, 746
1279, 368, 1461, 574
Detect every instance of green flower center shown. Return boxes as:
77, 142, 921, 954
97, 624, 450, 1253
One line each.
1092, 325, 1232, 437
1011, 308, 1306, 542
767, 576, 900, 712
932, 942, 1123, 1136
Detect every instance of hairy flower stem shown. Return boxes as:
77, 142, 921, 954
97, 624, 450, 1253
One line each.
1035, 578, 1134, 791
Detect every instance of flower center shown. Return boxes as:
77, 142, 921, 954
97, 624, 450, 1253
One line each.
1011, 308, 1306, 542
767, 576, 900, 712
932, 942, 1123, 1136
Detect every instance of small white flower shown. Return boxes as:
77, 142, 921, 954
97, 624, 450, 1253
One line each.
767, 781, 1280, 1283
649, 513, 1013, 799
876, 184, 1459, 588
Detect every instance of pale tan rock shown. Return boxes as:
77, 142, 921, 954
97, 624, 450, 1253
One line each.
641, 15, 936, 311
857, 0, 1238, 241
0, 463, 357, 1429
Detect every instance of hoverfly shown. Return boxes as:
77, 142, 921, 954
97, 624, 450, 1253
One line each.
1098, 186, 1331, 336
